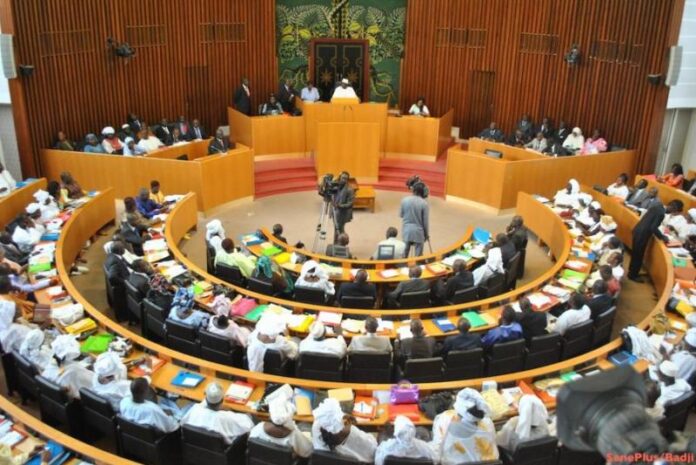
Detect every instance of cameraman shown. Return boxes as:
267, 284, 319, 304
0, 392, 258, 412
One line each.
333, 172, 355, 241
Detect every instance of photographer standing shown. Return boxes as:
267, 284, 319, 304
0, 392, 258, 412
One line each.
333, 172, 355, 241
400, 182, 429, 257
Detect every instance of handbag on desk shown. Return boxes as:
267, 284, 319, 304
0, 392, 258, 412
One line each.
390, 380, 420, 405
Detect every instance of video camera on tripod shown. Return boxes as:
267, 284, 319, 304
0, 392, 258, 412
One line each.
318, 173, 342, 201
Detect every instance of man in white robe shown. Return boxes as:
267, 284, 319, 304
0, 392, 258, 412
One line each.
19, 328, 52, 371
181, 382, 253, 444
656, 360, 692, 407
331, 78, 358, 101
91, 351, 132, 410
119, 377, 179, 433
299, 322, 346, 358
672, 328, 696, 382
375, 415, 434, 465
496, 395, 551, 452
0, 162, 16, 197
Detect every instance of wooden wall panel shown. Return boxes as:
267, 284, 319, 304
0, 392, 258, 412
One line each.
6, 0, 276, 177
400, 0, 684, 173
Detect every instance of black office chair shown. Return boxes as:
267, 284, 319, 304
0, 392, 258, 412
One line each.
591, 306, 616, 347
561, 320, 593, 360
294, 286, 327, 305
215, 263, 246, 286
486, 339, 526, 375
479, 273, 506, 299
346, 351, 392, 382
310, 450, 366, 465
340, 295, 376, 309
399, 290, 431, 309
1, 351, 17, 396
104, 264, 128, 323
199, 329, 244, 367
182, 424, 248, 465
384, 457, 434, 465
117, 415, 180, 465
524, 333, 561, 369
248, 276, 277, 296
450, 286, 479, 305
124, 279, 144, 323
165, 319, 201, 356
79, 388, 119, 448
35, 375, 83, 437
402, 357, 443, 383
296, 352, 344, 381
500, 436, 558, 465
263, 349, 290, 376
659, 391, 696, 437
246, 438, 298, 465
443, 348, 484, 380
12, 351, 38, 404
103, 263, 114, 307
206, 242, 216, 274
555, 445, 604, 465
504, 252, 522, 291
376, 244, 396, 259
143, 297, 168, 341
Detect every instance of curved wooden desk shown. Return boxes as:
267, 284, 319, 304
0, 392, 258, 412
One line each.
636, 175, 696, 211
0, 395, 138, 465
172, 191, 573, 316
51, 188, 669, 426
244, 226, 475, 283
0, 178, 47, 228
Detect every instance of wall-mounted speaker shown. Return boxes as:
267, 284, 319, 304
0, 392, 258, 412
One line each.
647, 74, 663, 85
0, 34, 17, 79
18, 65, 34, 77
665, 45, 683, 87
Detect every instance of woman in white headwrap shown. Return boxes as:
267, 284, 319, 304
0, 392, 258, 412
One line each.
431, 388, 499, 464
33, 189, 60, 223
206, 220, 226, 253
473, 246, 504, 286
246, 313, 298, 372
0, 299, 29, 354
562, 127, 584, 154
311, 398, 377, 463
295, 260, 335, 297
553, 179, 581, 208
496, 395, 550, 452
249, 396, 313, 457
41, 335, 93, 399
375, 415, 435, 465
91, 351, 131, 410
18, 328, 52, 371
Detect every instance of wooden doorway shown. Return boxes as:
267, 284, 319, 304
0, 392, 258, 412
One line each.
309, 39, 370, 102
466, 70, 496, 138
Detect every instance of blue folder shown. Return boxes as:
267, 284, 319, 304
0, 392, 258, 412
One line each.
171, 370, 205, 388
473, 227, 491, 244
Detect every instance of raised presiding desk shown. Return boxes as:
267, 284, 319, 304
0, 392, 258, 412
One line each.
446, 138, 636, 211
229, 101, 453, 162
40, 142, 254, 213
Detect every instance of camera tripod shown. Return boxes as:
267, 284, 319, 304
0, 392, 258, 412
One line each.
312, 197, 336, 253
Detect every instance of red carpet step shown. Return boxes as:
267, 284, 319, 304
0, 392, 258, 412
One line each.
253, 156, 447, 198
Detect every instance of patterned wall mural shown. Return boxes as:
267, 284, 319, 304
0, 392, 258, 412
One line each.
276, 0, 406, 104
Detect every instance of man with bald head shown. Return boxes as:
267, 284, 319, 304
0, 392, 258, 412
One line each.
386, 265, 430, 308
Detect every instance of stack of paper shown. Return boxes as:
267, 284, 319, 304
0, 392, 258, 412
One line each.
287, 314, 314, 332
564, 260, 587, 271
528, 293, 552, 310
397, 325, 414, 339
481, 389, 510, 420
341, 319, 365, 334
379, 269, 399, 279
143, 238, 167, 254
377, 319, 394, 333
162, 264, 187, 280
318, 311, 343, 327
225, 381, 255, 404
542, 285, 570, 299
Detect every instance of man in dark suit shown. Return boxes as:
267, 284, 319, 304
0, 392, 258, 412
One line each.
154, 118, 172, 142
433, 259, 474, 304
439, 319, 481, 357
121, 215, 150, 256
277, 78, 298, 113
543, 138, 568, 156
127, 113, 144, 134
628, 201, 668, 282
208, 128, 231, 155
387, 265, 431, 308
396, 319, 436, 367
536, 117, 554, 139
336, 269, 377, 305
187, 119, 206, 140
127, 259, 152, 296
105, 241, 131, 282
506, 216, 528, 252
555, 121, 570, 144
506, 129, 527, 147
332, 172, 355, 241
497, 233, 517, 268
164, 127, 186, 146
517, 297, 547, 341
233, 77, 252, 115
478, 122, 504, 142
587, 280, 614, 321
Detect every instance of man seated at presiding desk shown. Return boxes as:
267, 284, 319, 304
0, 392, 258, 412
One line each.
260, 94, 284, 116
336, 269, 377, 304
372, 226, 406, 259
478, 122, 505, 142
332, 78, 359, 100
386, 265, 430, 308
348, 316, 392, 353
409, 97, 430, 116
208, 128, 233, 155
301, 81, 321, 102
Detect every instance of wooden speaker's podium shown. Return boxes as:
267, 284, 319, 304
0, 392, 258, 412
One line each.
329, 97, 361, 105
